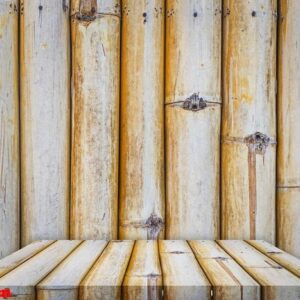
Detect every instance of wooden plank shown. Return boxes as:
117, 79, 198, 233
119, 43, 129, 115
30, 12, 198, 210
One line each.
0, 0, 19, 258
222, 0, 277, 242
70, 0, 120, 240
37, 240, 107, 300
248, 240, 300, 277
20, 0, 70, 246
165, 0, 221, 240
119, 0, 165, 240
218, 240, 300, 299
159, 240, 211, 299
80, 240, 134, 299
189, 240, 260, 300
122, 240, 162, 299
0, 241, 81, 298
277, 0, 300, 257
0, 240, 54, 277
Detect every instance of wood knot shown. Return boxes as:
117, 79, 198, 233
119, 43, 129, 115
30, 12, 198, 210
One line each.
244, 132, 270, 154
145, 214, 163, 240
78, 0, 97, 21
182, 93, 207, 111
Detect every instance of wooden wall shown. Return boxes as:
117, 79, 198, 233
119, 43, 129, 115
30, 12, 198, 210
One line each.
0, 0, 299, 258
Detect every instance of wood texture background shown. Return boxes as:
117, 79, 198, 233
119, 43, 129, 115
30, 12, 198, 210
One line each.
0, 0, 299, 258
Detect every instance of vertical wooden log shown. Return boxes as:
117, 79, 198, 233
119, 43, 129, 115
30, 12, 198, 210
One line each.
119, 0, 165, 239
0, 0, 19, 258
20, 0, 70, 245
165, 0, 221, 239
70, 0, 120, 239
222, 0, 277, 242
277, 0, 300, 257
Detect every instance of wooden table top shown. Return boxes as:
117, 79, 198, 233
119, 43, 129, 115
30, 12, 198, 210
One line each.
0, 240, 299, 300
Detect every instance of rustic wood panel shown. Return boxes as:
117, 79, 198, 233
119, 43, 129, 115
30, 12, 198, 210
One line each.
20, 0, 70, 246
248, 240, 300, 277
165, 0, 221, 240
222, 0, 277, 242
80, 240, 134, 299
277, 0, 300, 258
37, 240, 107, 300
122, 240, 162, 299
0, 240, 54, 277
159, 240, 211, 299
119, 0, 165, 240
218, 240, 300, 299
0, 241, 80, 298
189, 240, 260, 300
70, 0, 120, 240
0, 0, 19, 258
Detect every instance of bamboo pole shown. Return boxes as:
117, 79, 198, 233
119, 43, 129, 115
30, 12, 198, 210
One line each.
165, 0, 221, 239
277, 0, 300, 257
119, 0, 165, 239
70, 0, 120, 240
20, 0, 70, 245
221, 0, 277, 242
0, 0, 19, 258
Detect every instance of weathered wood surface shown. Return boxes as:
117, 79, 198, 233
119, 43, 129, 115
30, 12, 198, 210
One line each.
159, 240, 211, 299
0, 240, 300, 299
218, 240, 300, 300
70, 0, 120, 240
0, 0, 19, 258
0, 241, 80, 298
165, 0, 221, 240
119, 0, 165, 240
20, 0, 70, 246
221, 0, 277, 243
37, 240, 107, 300
248, 240, 300, 277
80, 240, 134, 299
277, 0, 300, 258
0, 240, 54, 277
123, 240, 162, 299
189, 240, 260, 300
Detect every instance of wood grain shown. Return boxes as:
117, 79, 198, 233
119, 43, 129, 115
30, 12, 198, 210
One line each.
119, 0, 165, 239
20, 0, 70, 246
165, 0, 221, 240
0, 0, 19, 258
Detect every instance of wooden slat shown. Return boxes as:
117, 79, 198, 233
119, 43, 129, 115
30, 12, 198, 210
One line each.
189, 240, 260, 300
248, 240, 300, 278
0, 240, 54, 277
159, 240, 211, 299
0, 0, 19, 258
80, 240, 134, 299
0, 241, 81, 298
37, 240, 107, 299
218, 240, 300, 299
122, 240, 162, 299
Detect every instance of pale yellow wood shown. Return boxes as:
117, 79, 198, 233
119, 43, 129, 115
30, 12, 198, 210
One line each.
159, 240, 211, 300
277, 188, 300, 258
70, 0, 120, 240
222, 0, 277, 242
122, 240, 162, 299
80, 240, 134, 299
119, 0, 165, 239
277, 0, 300, 258
248, 240, 300, 277
0, 0, 19, 258
37, 240, 107, 300
218, 240, 300, 300
189, 240, 260, 300
20, 0, 70, 246
0, 240, 54, 277
0, 241, 81, 297
165, 0, 221, 240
